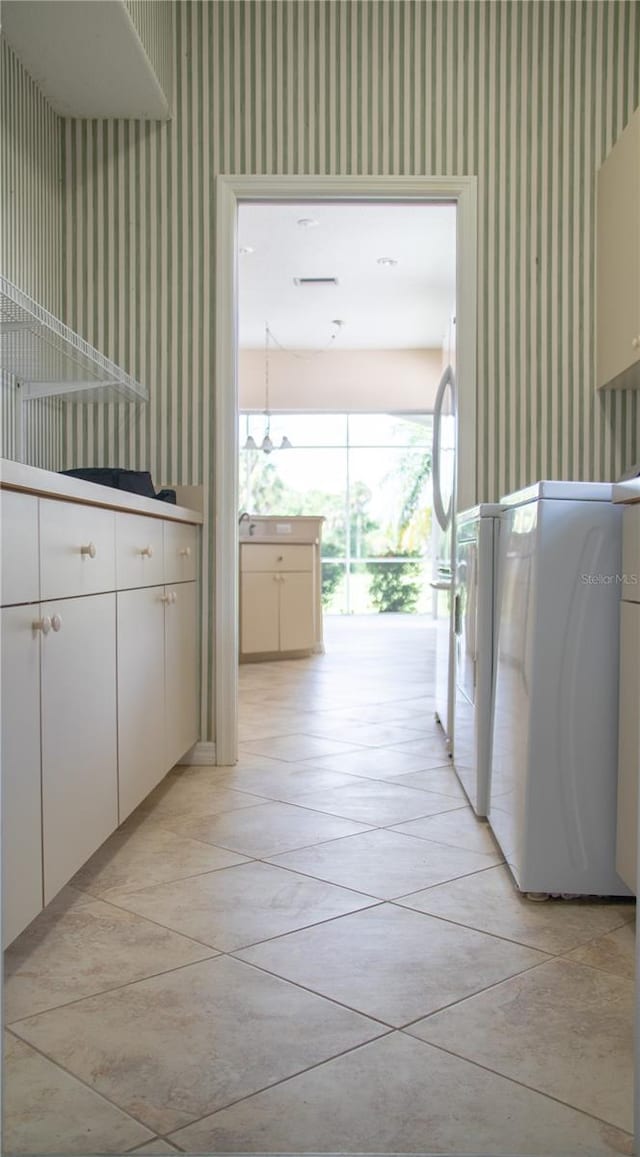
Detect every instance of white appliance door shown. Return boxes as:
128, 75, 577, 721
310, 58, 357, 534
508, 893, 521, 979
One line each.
432, 365, 457, 746
453, 515, 479, 807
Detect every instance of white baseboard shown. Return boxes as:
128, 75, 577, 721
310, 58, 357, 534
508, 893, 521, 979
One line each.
181, 741, 217, 766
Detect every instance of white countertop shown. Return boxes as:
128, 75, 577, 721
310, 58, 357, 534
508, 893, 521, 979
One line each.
0, 458, 203, 524
613, 479, 640, 505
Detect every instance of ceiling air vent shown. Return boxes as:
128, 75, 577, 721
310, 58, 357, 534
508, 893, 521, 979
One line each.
293, 277, 339, 287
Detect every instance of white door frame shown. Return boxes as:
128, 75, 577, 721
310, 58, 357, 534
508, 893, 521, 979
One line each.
214, 175, 478, 766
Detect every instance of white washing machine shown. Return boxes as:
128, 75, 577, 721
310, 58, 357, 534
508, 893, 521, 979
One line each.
489, 480, 630, 896
453, 505, 504, 816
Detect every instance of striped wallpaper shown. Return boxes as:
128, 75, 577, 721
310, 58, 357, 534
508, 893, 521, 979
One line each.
124, 0, 174, 110
0, 38, 64, 467
2, 2, 640, 742
0, 37, 61, 312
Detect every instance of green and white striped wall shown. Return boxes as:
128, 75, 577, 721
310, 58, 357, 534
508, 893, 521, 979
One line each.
1, 37, 65, 464
124, 0, 174, 110
2, 1, 640, 740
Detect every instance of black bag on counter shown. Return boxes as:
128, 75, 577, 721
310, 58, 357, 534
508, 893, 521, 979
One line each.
60, 468, 176, 504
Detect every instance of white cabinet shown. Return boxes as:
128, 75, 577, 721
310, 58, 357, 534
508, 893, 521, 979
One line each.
40, 500, 116, 599
41, 594, 118, 903
115, 512, 165, 590
241, 572, 280, 655
597, 106, 640, 389
164, 522, 198, 584
240, 543, 316, 659
279, 572, 316, 652
0, 490, 39, 606
616, 502, 640, 893
0, 465, 202, 945
616, 601, 640, 891
117, 586, 166, 821
117, 580, 198, 823
1, 605, 43, 946
165, 581, 198, 771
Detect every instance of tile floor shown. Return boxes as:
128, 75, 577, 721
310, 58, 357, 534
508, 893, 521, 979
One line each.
3, 614, 636, 1155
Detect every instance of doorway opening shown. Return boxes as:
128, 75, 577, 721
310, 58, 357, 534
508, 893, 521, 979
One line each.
215, 176, 478, 765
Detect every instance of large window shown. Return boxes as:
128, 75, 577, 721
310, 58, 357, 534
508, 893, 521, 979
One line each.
239, 413, 433, 614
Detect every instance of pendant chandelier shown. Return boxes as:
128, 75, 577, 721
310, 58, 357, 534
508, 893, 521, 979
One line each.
243, 322, 292, 453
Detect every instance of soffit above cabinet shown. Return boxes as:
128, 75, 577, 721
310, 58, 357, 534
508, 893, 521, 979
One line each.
1, 0, 171, 119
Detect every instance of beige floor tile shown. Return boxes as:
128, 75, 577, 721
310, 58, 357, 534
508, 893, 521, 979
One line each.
301, 746, 450, 778
391, 807, 503, 855
12, 956, 385, 1136
136, 768, 263, 819
71, 820, 247, 897
565, 920, 635, 979
4, 889, 216, 1023
391, 736, 452, 758
239, 734, 366, 762
398, 864, 634, 955
3, 1032, 153, 1154
205, 763, 369, 803
408, 956, 634, 1132
269, 828, 502, 899
166, 800, 371, 858
237, 902, 546, 1025
305, 721, 431, 747
103, 860, 377, 951
293, 778, 466, 826
386, 765, 468, 798
128, 1142, 181, 1154
169, 1031, 632, 1156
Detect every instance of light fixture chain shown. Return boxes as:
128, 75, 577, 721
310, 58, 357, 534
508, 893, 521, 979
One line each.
265, 321, 343, 360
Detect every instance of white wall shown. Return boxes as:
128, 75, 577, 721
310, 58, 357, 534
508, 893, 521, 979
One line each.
238, 348, 443, 412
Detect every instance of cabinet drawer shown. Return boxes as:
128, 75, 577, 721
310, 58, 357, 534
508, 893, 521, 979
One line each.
164, 522, 198, 583
241, 544, 314, 573
116, 512, 165, 590
1, 489, 39, 606
40, 499, 116, 600
622, 507, 640, 603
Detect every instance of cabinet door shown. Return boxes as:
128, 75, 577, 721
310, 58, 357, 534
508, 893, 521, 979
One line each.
279, 572, 315, 652
597, 107, 640, 388
616, 601, 640, 892
240, 571, 279, 654
41, 593, 118, 903
164, 522, 198, 584
117, 586, 166, 821
1, 490, 40, 607
40, 500, 116, 600
115, 512, 164, 591
164, 582, 198, 768
1, 606, 43, 946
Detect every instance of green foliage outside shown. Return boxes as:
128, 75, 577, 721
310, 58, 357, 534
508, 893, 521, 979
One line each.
320, 540, 344, 608
367, 551, 422, 613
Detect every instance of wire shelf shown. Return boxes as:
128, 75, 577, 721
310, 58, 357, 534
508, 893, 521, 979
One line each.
0, 277, 148, 404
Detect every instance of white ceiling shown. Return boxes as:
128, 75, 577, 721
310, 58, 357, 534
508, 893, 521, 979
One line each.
238, 202, 457, 351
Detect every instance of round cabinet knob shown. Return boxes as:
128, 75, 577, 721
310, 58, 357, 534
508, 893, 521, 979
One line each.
51, 614, 63, 633
179, 547, 191, 558
277, 555, 284, 562
633, 336, 640, 350
81, 542, 97, 559
140, 545, 154, 558
170, 591, 177, 604
160, 593, 172, 604
33, 616, 51, 635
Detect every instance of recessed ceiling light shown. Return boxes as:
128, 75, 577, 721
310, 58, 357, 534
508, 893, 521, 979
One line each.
297, 217, 319, 228
377, 256, 398, 267
239, 245, 254, 255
